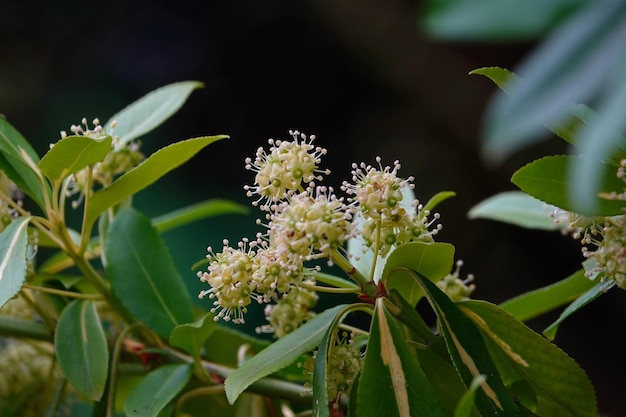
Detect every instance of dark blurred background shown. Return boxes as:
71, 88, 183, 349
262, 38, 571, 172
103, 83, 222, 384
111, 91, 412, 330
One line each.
1, 0, 623, 414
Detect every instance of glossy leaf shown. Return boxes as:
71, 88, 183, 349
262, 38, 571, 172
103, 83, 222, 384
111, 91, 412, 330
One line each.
468, 191, 559, 230
311, 316, 334, 417
412, 271, 519, 416
511, 155, 625, 216
483, 2, 626, 162
85, 135, 227, 228
106, 207, 194, 338
543, 278, 615, 340
460, 300, 597, 416
421, 0, 584, 41
500, 269, 597, 322
170, 312, 217, 357
225, 304, 348, 404
38, 135, 112, 182
0, 217, 30, 308
105, 81, 203, 145
0, 118, 46, 208
416, 348, 468, 417
355, 299, 445, 417
55, 300, 108, 400
124, 363, 193, 417
382, 242, 455, 306
422, 191, 456, 215
470, 67, 518, 93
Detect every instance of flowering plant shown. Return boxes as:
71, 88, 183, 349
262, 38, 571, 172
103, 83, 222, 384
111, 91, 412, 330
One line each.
0, 81, 600, 416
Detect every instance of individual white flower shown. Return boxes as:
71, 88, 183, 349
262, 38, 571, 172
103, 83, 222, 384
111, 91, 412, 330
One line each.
244, 130, 330, 207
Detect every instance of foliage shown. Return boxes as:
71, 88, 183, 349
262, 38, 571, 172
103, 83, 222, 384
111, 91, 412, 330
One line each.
0, 81, 599, 417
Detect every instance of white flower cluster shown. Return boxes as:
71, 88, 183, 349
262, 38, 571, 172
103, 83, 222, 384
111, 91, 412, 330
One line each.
198, 130, 443, 324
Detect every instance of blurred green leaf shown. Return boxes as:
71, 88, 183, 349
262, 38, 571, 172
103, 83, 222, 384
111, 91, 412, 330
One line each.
500, 269, 597, 322
38, 135, 112, 182
470, 67, 518, 93
225, 304, 348, 404
382, 242, 455, 306
461, 300, 597, 416
153, 199, 248, 233
468, 191, 559, 230
543, 277, 615, 340
483, 2, 626, 162
355, 299, 445, 417
416, 348, 467, 417
454, 375, 486, 417
0, 217, 30, 308
421, 0, 584, 41
106, 207, 194, 338
105, 81, 203, 145
422, 191, 456, 216
511, 155, 625, 216
55, 300, 108, 400
85, 135, 227, 229
124, 364, 192, 417
0, 118, 46, 208
170, 312, 218, 357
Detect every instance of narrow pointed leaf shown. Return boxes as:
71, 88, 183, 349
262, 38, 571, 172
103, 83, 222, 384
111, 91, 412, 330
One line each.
55, 300, 108, 400
85, 136, 227, 228
170, 312, 217, 356
39, 135, 112, 182
543, 277, 615, 340
105, 81, 204, 145
410, 271, 519, 416
124, 363, 192, 417
225, 304, 348, 404
106, 207, 193, 338
312, 319, 333, 417
470, 67, 518, 93
500, 269, 597, 322
153, 199, 249, 232
468, 191, 559, 230
0, 118, 46, 208
511, 155, 625, 216
460, 300, 597, 416
355, 299, 445, 417
422, 191, 456, 215
382, 242, 455, 306
454, 375, 486, 417
0, 217, 31, 308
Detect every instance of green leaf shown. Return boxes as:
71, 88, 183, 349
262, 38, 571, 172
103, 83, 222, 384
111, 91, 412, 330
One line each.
0, 217, 30, 308
470, 67, 518, 93
170, 312, 217, 357
468, 191, 559, 230
421, 0, 584, 41
483, 2, 626, 162
382, 242, 455, 306
153, 199, 249, 233
355, 299, 445, 417
85, 135, 227, 228
38, 135, 112, 182
500, 269, 597, 322
511, 155, 625, 216
124, 363, 193, 417
224, 304, 348, 404
54, 300, 108, 400
411, 271, 519, 417
422, 191, 456, 215
106, 207, 194, 338
543, 277, 615, 340
460, 300, 597, 416
454, 375, 486, 417
105, 81, 204, 145
0, 118, 46, 208
416, 348, 468, 417
312, 318, 334, 417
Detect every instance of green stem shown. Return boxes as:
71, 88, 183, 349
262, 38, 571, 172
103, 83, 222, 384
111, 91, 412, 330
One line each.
330, 249, 379, 299
23, 284, 103, 300
0, 315, 52, 341
300, 282, 360, 294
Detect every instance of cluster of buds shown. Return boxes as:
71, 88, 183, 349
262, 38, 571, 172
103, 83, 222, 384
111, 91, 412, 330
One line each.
198, 130, 443, 326
62, 118, 144, 205
256, 287, 318, 338
436, 260, 475, 301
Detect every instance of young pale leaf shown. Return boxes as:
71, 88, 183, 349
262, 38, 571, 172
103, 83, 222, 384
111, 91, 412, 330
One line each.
483, 1, 626, 163
511, 155, 625, 216
39, 135, 112, 182
411, 270, 520, 417
543, 278, 615, 340
169, 312, 217, 357
55, 300, 108, 400
460, 300, 597, 416
355, 299, 445, 417
124, 364, 193, 417
468, 191, 559, 230
224, 304, 348, 404
382, 242, 455, 306
105, 81, 203, 145
0, 217, 31, 308
0, 119, 46, 208
85, 136, 227, 228
470, 67, 518, 93
106, 207, 194, 338
500, 269, 596, 322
